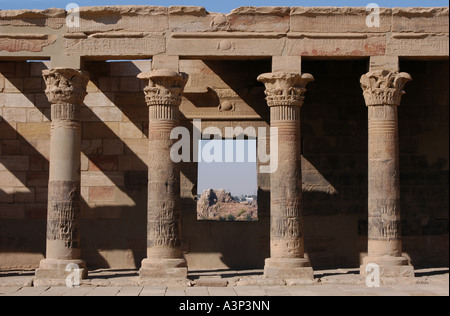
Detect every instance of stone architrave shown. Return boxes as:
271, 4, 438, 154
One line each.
360, 69, 415, 277
138, 69, 189, 280
257, 72, 314, 280
35, 68, 89, 282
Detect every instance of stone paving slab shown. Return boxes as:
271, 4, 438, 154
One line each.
86, 286, 122, 296
39, 286, 73, 296
0, 268, 447, 296
140, 286, 167, 296
0, 284, 448, 296
262, 285, 291, 296
234, 286, 267, 296
185, 287, 209, 296
0, 287, 21, 296
207, 287, 238, 297
0, 275, 34, 287
10, 286, 49, 296
63, 287, 95, 296
116, 286, 143, 296
165, 287, 186, 296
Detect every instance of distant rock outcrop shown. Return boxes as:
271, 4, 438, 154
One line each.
197, 189, 257, 221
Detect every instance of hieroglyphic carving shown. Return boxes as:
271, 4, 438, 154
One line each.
66, 6, 168, 33
290, 7, 392, 33
47, 181, 81, 249
273, 218, 302, 239
180, 99, 262, 120
42, 69, 88, 264
168, 36, 286, 56
0, 34, 57, 53
138, 69, 187, 256
362, 69, 411, 258
387, 33, 449, 57
258, 71, 312, 260
148, 199, 182, 248
368, 217, 401, 240
148, 220, 181, 248
287, 35, 386, 57
64, 36, 166, 56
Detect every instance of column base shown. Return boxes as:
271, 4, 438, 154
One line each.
264, 258, 314, 281
360, 256, 415, 278
34, 259, 87, 286
139, 258, 188, 280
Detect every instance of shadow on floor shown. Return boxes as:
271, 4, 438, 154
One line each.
188, 269, 264, 280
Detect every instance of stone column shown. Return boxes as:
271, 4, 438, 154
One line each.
360, 69, 415, 277
36, 68, 89, 281
138, 69, 189, 280
257, 72, 314, 280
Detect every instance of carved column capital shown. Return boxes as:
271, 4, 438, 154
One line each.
360, 70, 412, 106
257, 72, 314, 107
138, 69, 188, 107
42, 68, 89, 105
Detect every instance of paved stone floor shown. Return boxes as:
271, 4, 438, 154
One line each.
0, 268, 448, 296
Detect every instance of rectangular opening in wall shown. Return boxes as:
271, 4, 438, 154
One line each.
197, 139, 258, 222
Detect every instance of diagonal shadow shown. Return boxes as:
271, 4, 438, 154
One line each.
177, 112, 271, 270
0, 116, 48, 261
2, 60, 149, 191
1, 60, 150, 270
202, 59, 271, 124
300, 59, 369, 269
83, 60, 150, 137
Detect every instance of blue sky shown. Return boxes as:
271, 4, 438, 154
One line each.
0, 0, 448, 12
198, 140, 258, 196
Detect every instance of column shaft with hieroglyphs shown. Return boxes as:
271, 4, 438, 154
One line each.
258, 72, 314, 280
138, 69, 189, 280
35, 68, 89, 282
360, 69, 415, 277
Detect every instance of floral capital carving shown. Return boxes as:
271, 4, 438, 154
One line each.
42, 68, 89, 105
257, 72, 314, 107
138, 69, 189, 107
360, 70, 412, 106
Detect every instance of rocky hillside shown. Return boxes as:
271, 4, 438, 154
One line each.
197, 189, 257, 221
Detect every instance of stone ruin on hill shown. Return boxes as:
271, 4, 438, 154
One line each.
197, 189, 257, 221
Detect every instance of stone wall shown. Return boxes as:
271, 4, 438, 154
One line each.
399, 60, 449, 267
0, 6, 449, 272
0, 7, 448, 59
1, 58, 448, 270
300, 59, 449, 268
0, 60, 150, 269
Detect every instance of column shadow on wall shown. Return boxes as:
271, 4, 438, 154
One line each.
300, 59, 369, 270
0, 116, 48, 263
177, 60, 270, 271
77, 61, 149, 269
178, 117, 270, 271
1, 61, 149, 270
398, 60, 449, 268
202, 60, 271, 124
